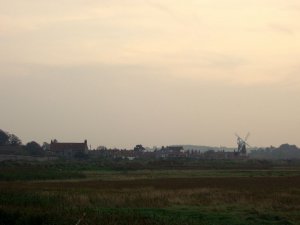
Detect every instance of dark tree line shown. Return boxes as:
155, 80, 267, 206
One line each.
250, 144, 300, 159
0, 129, 44, 156
0, 129, 22, 146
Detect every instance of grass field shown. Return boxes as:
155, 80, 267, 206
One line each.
0, 160, 300, 225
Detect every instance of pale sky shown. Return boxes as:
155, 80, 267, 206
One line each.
0, 0, 300, 149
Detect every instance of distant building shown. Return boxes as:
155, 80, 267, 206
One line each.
50, 140, 88, 158
166, 146, 184, 152
156, 146, 186, 158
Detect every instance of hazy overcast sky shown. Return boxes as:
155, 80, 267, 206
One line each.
1, 0, 300, 148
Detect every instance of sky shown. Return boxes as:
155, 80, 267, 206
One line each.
0, 0, 300, 149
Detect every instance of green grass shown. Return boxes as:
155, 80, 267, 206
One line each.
1, 176, 300, 224
0, 168, 85, 181
1, 160, 300, 224
0, 207, 294, 225
1, 167, 300, 181
83, 168, 300, 181
2, 160, 300, 181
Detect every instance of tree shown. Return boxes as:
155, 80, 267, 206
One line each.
25, 141, 44, 156
96, 146, 107, 151
134, 144, 145, 152
8, 134, 22, 146
42, 142, 50, 151
0, 129, 9, 146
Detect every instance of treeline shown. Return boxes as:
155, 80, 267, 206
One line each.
2, 128, 300, 161
0, 129, 22, 146
250, 144, 300, 159
0, 129, 45, 156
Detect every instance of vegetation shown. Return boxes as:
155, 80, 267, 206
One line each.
250, 144, 300, 159
24, 141, 44, 156
0, 129, 46, 156
0, 161, 300, 224
0, 175, 299, 224
1, 128, 300, 224
0, 129, 22, 146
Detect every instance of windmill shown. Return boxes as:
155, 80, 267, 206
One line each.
235, 132, 251, 155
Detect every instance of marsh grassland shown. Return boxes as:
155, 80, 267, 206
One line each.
0, 160, 300, 225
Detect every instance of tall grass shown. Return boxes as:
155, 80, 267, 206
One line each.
1, 161, 300, 224
0, 176, 300, 224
